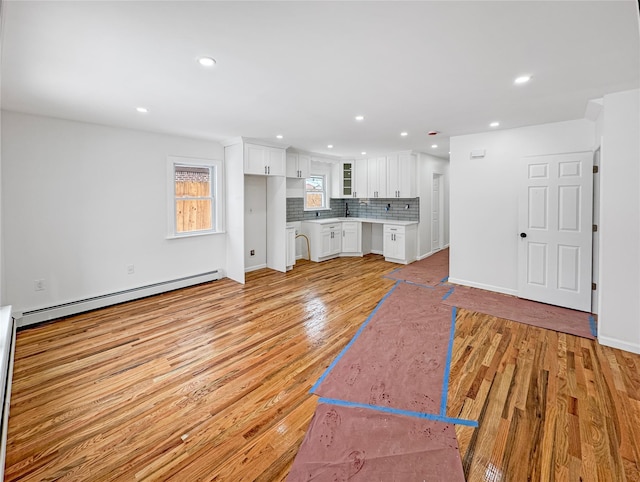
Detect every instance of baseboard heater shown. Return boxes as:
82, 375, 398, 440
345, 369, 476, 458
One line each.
17, 270, 221, 328
0, 305, 16, 481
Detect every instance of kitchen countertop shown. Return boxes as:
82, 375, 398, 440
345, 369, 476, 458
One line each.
301, 217, 418, 226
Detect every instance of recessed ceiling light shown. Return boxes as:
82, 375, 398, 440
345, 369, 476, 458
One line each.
198, 57, 216, 67
327, 144, 334, 149
136, 107, 148, 113
514, 75, 531, 84
490, 122, 500, 127
361, 151, 367, 155
276, 135, 283, 139
431, 144, 438, 148
400, 132, 408, 137
355, 115, 364, 121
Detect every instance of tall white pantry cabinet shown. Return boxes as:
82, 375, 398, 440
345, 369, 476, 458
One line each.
223, 137, 288, 284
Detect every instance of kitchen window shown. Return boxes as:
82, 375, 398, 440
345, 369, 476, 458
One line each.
305, 174, 327, 210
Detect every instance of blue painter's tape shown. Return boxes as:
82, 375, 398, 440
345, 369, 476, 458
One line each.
310, 281, 400, 394
442, 286, 455, 300
382, 266, 402, 279
439, 307, 457, 416
317, 396, 478, 428
400, 279, 436, 290
440, 276, 449, 283
589, 315, 597, 337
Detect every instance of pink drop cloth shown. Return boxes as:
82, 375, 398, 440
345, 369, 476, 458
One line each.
385, 248, 449, 287
312, 283, 453, 414
287, 403, 465, 482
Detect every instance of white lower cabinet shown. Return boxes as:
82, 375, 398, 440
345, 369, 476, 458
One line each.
383, 224, 417, 264
302, 220, 364, 262
341, 221, 361, 254
302, 221, 342, 262
320, 223, 342, 258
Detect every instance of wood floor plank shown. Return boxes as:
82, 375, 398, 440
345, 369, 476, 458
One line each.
5, 255, 640, 481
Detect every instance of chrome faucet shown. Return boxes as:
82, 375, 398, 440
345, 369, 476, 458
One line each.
345, 202, 350, 217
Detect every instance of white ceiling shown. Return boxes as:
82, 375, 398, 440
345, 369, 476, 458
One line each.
2, 1, 639, 159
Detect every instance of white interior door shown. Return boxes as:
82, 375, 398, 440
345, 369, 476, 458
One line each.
432, 173, 443, 251
518, 152, 593, 312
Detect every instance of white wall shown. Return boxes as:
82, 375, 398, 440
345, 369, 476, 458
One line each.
1, 111, 226, 314
597, 89, 640, 354
449, 119, 594, 294
417, 153, 450, 258
244, 175, 267, 270
224, 142, 245, 284
0, 109, 3, 308
0, 13, 4, 307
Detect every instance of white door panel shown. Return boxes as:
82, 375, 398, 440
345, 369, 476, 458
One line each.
518, 152, 593, 312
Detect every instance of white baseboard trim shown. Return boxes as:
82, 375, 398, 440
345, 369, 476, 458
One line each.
371, 249, 384, 255
447, 277, 518, 297
245, 263, 267, 273
16, 271, 221, 328
598, 335, 640, 355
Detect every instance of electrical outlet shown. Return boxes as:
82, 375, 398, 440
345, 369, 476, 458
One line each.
34, 279, 45, 291
127, 264, 135, 275
250, 250, 255, 256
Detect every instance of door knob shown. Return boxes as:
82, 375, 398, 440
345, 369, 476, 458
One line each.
520, 233, 527, 238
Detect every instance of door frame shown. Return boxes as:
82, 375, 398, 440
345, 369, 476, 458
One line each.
432, 172, 445, 252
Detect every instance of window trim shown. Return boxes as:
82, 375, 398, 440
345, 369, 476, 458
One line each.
304, 173, 329, 211
167, 156, 224, 238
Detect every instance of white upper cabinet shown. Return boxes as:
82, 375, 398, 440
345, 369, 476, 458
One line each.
245, 143, 285, 176
367, 156, 387, 198
387, 152, 417, 198
338, 161, 354, 197
354, 158, 368, 198
286, 152, 311, 179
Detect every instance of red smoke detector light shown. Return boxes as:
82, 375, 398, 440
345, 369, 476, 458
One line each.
428, 131, 440, 136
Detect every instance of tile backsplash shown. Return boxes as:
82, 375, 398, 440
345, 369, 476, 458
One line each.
286, 197, 420, 222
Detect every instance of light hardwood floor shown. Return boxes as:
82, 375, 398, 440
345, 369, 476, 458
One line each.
5, 255, 640, 481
